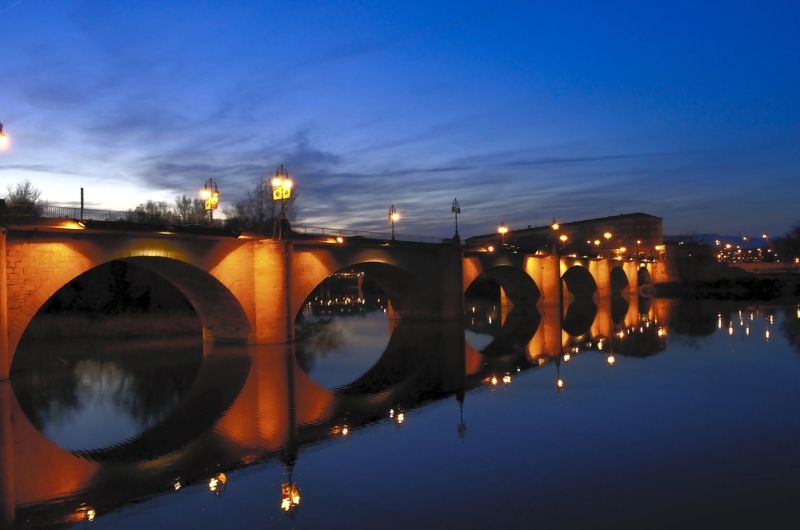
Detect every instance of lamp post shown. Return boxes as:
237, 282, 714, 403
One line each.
603, 231, 613, 258
497, 222, 508, 245
271, 165, 294, 239
388, 204, 399, 241
199, 178, 220, 223
0, 122, 9, 150
451, 198, 461, 240
550, 220, 565, 311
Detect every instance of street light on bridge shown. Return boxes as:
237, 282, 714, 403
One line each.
388, 204, 399, 240
271, 165, 294, 239
497, 222, 508, 245
451, 198, 461, 240
603, 231, 613, 258
199, 178, 220, 223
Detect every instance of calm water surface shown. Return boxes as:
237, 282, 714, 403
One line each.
4, 298, 800, 529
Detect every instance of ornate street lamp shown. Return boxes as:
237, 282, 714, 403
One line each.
451, 198, 461, 240
388, 204, 399, 241
271, 164, 294, 239
199, 178, 220, 223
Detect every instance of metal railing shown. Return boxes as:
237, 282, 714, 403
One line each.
41, 205, 133, 222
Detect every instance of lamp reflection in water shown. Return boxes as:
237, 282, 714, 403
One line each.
389, 408, 405, 425
208, 472, 228, 496
606, 353, 616, 366
457, 391, 467, 439
281, 481, 301, 513
555, 355, 565, 392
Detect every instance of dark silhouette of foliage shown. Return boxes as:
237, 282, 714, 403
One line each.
5, 180, 46, 216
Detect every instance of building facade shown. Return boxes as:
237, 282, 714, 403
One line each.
466, 213, 664, 258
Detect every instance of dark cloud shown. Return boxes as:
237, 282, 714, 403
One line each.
0, 164, 79, 175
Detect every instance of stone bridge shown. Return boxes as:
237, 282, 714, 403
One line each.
1, 220, 671, 379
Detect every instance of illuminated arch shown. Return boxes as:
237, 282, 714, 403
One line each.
12, 256, 251, 370
562, 265, 597, 298
294, 261, 432, 322
638, 266, 652, 286
465, 266, 541, 307
610, 266, 629, 294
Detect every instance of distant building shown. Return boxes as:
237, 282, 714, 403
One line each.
466, 212, 664, 257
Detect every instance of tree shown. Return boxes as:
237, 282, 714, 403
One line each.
174, 194, 206, 224
5, 180, 46, 216
225, 179, 299, 232
130, 200, 177, 224
775, 222, 800, 261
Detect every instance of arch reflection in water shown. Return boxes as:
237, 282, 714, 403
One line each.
11, 336, 205, 453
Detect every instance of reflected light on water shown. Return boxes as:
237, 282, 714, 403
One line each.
208, 473, 228, 495
606, 354, 616, 366
281, 482, 301, 512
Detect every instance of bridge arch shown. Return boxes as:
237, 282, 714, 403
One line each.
610, 266, 629, 294
291, 245, 447, 323
11, 256, 251, 370
562, 265, 597, 299
294, 261, 430, 322
638, 266, 652, 286
465, 266, 541, 308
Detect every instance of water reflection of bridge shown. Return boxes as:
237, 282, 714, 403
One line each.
0, 296, 671, 528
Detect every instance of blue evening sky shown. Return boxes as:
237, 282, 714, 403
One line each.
1, 0, 798, 237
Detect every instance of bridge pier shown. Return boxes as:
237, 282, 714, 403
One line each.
0, 382, 14, 527
524, 255, 560, 304
0, 229, 8, 380
589, 259, 612, 299
254, 241, 294, 344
